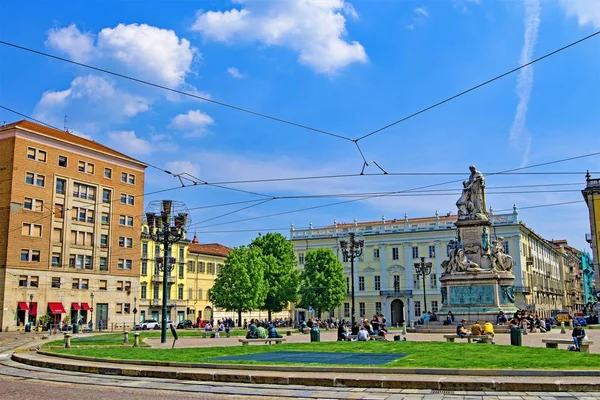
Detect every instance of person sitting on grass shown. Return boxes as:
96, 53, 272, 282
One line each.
246, 319, 258, 339
456, 319, 469, 338
483, 321, 495, 344
572, 323, 586, 352
357, 326, 370, 341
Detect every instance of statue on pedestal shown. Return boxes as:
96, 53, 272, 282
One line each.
457, 165, 488, 221
491, 237, 513, 272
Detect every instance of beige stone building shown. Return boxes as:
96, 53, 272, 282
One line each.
0, 120, 146, 331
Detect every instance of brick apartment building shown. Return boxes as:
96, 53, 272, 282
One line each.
0, 120, 146, 331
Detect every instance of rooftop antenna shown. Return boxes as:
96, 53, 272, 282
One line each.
63, 115, 70, 133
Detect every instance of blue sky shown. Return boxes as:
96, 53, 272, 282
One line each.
1, 0, 599, 252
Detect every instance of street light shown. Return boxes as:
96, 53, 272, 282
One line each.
414, 256, 433, 314
133, 297, 137, 328
90, 292, 95, 330
339, 232, 364, 324
28, 294, 34, 325
146, 200, 190, 343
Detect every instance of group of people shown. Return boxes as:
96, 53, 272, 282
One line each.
501, 310, 553, 333
245, 318, 284, 339
456, 318, 496, 343
337, 314, 389, 341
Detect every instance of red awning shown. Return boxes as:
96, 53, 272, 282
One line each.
48, 302, 66, 314
71, 303, 81, 310
17, 302, 28, 311
29, 303, 37, 316
81, 303, 91, 311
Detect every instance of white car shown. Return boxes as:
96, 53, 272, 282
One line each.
141, 319, 160, 330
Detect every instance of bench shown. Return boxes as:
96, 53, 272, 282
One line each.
238, 338, 286, 346
348, 335, 386, 341
542, 338, 594, 353
444, 334, 492, 344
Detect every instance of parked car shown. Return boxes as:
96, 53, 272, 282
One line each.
141, 319, 160, 330
574, 317, 587, 327
176, 320, 193, 329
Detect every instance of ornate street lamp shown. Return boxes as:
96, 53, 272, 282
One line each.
414, 256, 433, 314
146, 200, 190, 343
90, 292, 95, 331
339, 232, 364, 323
28, 294, 34, 325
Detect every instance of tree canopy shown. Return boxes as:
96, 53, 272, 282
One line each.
208, 246, 267, 324
297, 248, 346, 316
250, 232, 299, 320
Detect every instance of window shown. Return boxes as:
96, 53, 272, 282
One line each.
104, 168, 112, 179
342, 252, 349, 263
119, 215, 134, 226
99, 280, 107, 290
208, 263, 215, 274
178, 285, 184, 300
73, 183, 96, 200
54, 204, 64, 218
56, 179, 66, 194
24, 197, 43, 212
101, 213, 109, 225
503, 240, 510, 255
71, 231, 93, 246
22, 223, 42, 237
346, 276, 350, 294
81, 279, 89, 289
198, 288, 203, 300
25, 172, 45, 187
344, 303, 350, 318
125, 281, 131, 292
188, 288, 193, 299
120, 193, 134, 205
198, 262, 205, 273
100, 234, 108, 248
124, 303, 131, 314
141, 261, 148, 275
102, 189, 111, 204
71, 207, 93, 223
414, 301, 421, 317
78, 160, 94, 174
117, 281, 124, 291
431, 300, 439, 313
99, 257, 108, 271
72, 279, 79, 289
392, 247, 399, 260
153, 285, 159, 300
141, 284, 147, 299
358, 276, 365, 291
118, 259, 132, 270
413, 274, 421, 289
298, 253, 304, 264
179, 247, 184, 259
121, 172, 127, 183
128, 174, 135, 184
374, 275, 381, 291
118, 237, 133, 248
187, 261, 195, 273
359, 302, 365, 317
116, 303, 123, 314
412, 246, 419, 259
375, 302, 382, 315
52, 252, 61, 267
27, 147, 46, 162
394, 275, 400, 292
58, 155, 67, 167
20, 249, 40, 262
373, 248, 380, 260
52, 277, 61, 288
179, 264, 184, 278
29, 276, 39, 287
429, 245, 435, 258
52, 228, 62, 243
430, 273, 437, 289
19, 275, 27, 287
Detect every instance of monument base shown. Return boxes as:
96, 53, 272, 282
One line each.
439, 271, 517, 322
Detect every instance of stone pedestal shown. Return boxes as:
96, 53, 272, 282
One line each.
440, 271, 517, 321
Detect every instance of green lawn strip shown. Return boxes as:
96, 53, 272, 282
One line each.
45, 341, 600, 370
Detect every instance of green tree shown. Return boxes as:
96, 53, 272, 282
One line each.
208, 246, 267, 327
297, 248, 346, 318
250, 232, 299, 320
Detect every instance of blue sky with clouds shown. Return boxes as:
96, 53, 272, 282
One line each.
1, 0, 599, 252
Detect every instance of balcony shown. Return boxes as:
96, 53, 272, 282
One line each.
586, 178, 600, 189
380, 290, 413, 297
152, 274, 174, 283
514, 286, 531, 294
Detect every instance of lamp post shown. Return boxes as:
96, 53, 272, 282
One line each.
414, 256, 433, 314
146, 200, 189, 343
28, 294, 34, 325
90, 292, 94, 330
339, 232, 364, 324
133, 297, 137, 328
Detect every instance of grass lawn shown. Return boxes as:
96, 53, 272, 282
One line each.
45, 340, 600, 370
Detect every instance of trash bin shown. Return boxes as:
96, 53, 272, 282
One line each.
510, 326, 522, 346
73, 324, 80, 334
24, 323, 31, 333
310, 326, 320, 342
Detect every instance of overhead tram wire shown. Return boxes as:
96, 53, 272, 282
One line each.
0, 41, 351, 143
356, 29, 600, 142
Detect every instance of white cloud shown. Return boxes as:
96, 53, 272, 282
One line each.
165, 160, 201, 178
169, 109, 214, 137
33, 75, 150, 123
227, 67, 244, 78
560, 0, 600, 28
191, 0, 367, 74
45, 23, 198, 88
509, 0, 540, 167
46, 24, 95, 62
108, 130, 153, 155
414, 7, 429, 18
406, 24, 415, 31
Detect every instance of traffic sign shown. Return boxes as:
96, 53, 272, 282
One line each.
308, 306, 313, 311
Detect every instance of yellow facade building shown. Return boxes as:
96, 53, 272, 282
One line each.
583, 172, 600, 291
0, 120, 146, 331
